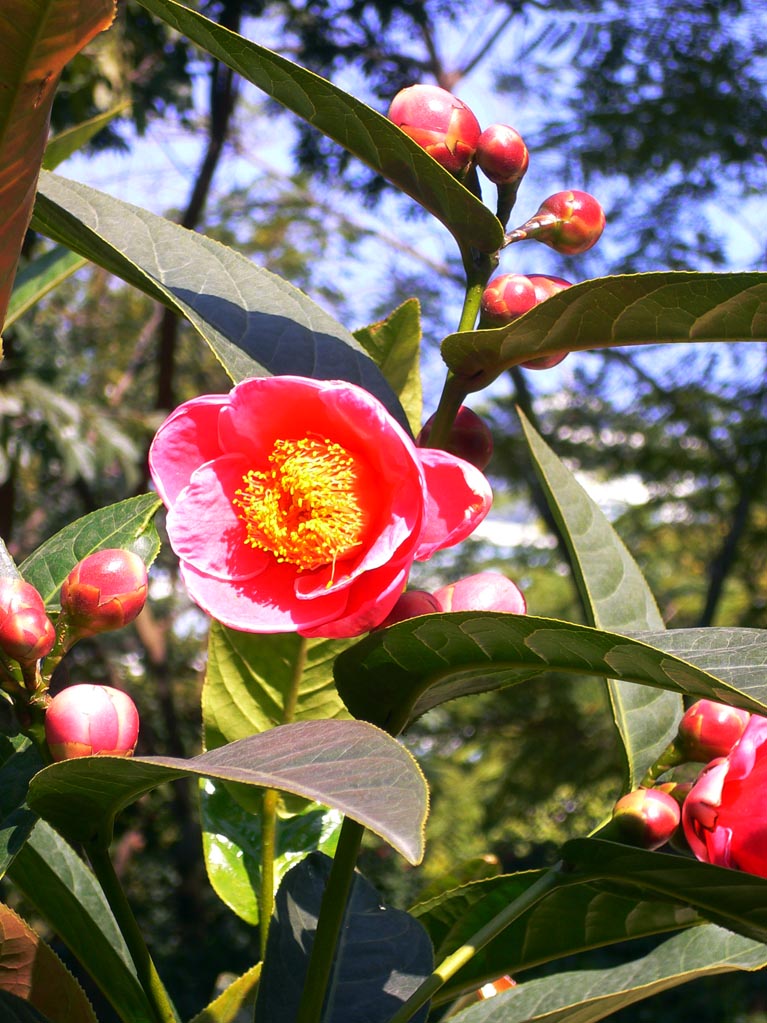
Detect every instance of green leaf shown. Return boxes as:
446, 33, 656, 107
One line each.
7, 821, 152, 1023
333, 613, 767, 734
42, 102, 132, 170
133, 0, 502, 255
26, 720, 429, 864
412, 870, 700, 1003
5, 247, 87, 330
188, 963, 261, 1023
519, 412, 680, 787
447, 925, 767, 1023
255, 852, 433, 1023
441, 272, 767, 389
0, 903, 98, 1023
0, 735, 44, 880
0, 0, 114, 330
19, 494, 161, 608
632, 627, 767, 692
32, 172, 409, 429
564, 838, 767, 944
354, 298, 423, 435
201, 627, 349, 921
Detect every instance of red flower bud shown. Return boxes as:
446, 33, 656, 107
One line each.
388, 84, 481, 175
476, 124, 529, 185
682, 716, 767, 877
0, 577, 55, 664
434, 571, 526, 614
527, 274, 573, 303
479, 273, 537, 328
417, 405, 493, 471
60, 549, 148, 637
45, 683, 139, 760
510, 190, 605, 255
677, 699, 751, 762
376, 589, 442, 628
611, 787, 681, 851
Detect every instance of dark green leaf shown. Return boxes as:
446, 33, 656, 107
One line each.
519, 412, 680, 787
19, 494, 161, 608
441, 272, 767, 389
0, 735, 44, 879
7, 821, 152, 1023
5, 247, 86, 330
334, 613, 767, 734
32, 172, 409, 429
133, 0, 502, 255
354, 298, 423, 435
27, 721, 428, 864
448, 925, 767, 1023
255, 852, 433, 1023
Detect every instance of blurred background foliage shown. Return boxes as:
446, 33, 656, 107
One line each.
1, 0, 766, 1018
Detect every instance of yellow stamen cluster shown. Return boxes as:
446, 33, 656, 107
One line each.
233, 436, 368, 574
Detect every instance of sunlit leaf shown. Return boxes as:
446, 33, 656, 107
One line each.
354, 298, 423, 435
188, 963, 261, 1023
5, 247, 86, 330
42, 102, 131, 170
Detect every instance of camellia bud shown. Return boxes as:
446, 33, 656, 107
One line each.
0, 577, 56, 665
479, 273, 537, 328
376, 590, 442, 629
519, 275, 573, 370
508, 190, 605, 255
677, 699, 751, 762
45, 683, 140, 760
434, 571, 526, 614
476, 124, 529, 185
388, 84, 481, 175
611, 787, 681, 851
59, 549, 148, 638
417, 405, 494, 471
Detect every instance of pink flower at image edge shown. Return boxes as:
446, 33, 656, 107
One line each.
682, 714, 767, 878
149, 377, 492, 638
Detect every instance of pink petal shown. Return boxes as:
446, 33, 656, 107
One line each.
166, 456, 271, 580
180, 559, 349, 633
414, 448, 492, 560
149, 394, 226, 506
299, 561, 411, 639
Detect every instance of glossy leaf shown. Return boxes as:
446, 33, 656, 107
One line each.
27, 720, 428, 864
5, 247, 86, 330
7, 821, 151, 1023
564, 838, 767, 944
0, 0, 113, 330
334, 613, 767, 734
133, 0, 502, 255
632, 627, 767, 694
519, 412, 680, 787
32, 172, 408, 429
0, 735, 44, 880
255, 852, 433, 1023
0, 903, 97, 1023
354, 298, 423, 435
189, 963, 261, 1023
413, 869, 700, 1003
19, 493, 161, 608
441, 272, 767, 389
448, 925, 767, 1023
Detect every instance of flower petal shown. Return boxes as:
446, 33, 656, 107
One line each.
414, 448, 492, 560
166, 456, 271, 580
149, 393, 226, 506
299, 561, 410, 639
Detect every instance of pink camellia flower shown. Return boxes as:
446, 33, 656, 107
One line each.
417, 405, 494, 471
387, 84, 481, 175
611, 787, 681, 851
677, 698, 751, 762
45, 684, 139, 761
682, 715, 767, 877
60, 549, 148, 638
434, 571, 526, 614
149, 377, 492, 639
0, 577, 56, 664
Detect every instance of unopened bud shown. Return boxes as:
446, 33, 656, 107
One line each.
476, 124, 529, 185
509, 190, 605, 255
377, 590, 441, 629
0, 577, 55, 664
434, 572, 526, 614
388, 84, 481, 175
611, 787, 681, 851
479, 273, 537, 328
60, 549, 148, 638
677, 699, 751, 762
45, 683, 139, 760
417, 405, 493, 471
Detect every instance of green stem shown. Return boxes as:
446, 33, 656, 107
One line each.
86, 842, 179, 1023
385, 862, 567, 1023
259, 636, 308, 959
295, 817, 365, 1023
